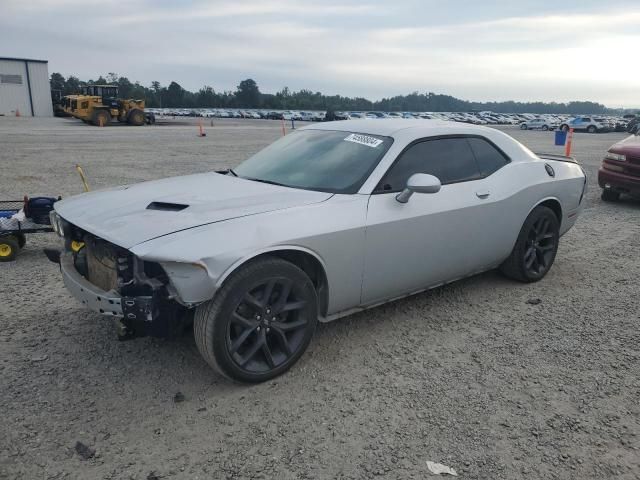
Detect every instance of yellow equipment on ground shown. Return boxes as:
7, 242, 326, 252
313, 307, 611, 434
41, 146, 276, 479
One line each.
62, 85, 153, 126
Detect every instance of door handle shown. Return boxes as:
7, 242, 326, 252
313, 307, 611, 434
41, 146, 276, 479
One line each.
476, 191, 490, 199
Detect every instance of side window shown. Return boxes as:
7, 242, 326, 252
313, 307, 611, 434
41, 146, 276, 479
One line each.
582, 117, 591, 122
466, 137, 509, 177
378, 138, 480, 191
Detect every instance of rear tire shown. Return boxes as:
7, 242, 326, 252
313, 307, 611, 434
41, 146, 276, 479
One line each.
127, 109, 145, 126
520, 124, 527, 130
0, 236, 19, 262
500, 206, 560, 283
560, 124, 569, 132
194, 257, 318, 383
601, 189, 620, 202
542, 125, 549, 131
587, 125, 597, 133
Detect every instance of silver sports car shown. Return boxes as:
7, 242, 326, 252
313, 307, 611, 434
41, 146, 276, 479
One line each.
49, 120, 587, 382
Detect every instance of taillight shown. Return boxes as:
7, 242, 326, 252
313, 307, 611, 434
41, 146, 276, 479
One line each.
579, 167, 587, 205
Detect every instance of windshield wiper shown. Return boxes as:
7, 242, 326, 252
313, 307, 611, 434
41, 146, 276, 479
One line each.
244, 177, 289, 187
227, 168, 238, 177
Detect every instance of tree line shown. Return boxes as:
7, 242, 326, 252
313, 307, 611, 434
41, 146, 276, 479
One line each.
50, 72, 615, 114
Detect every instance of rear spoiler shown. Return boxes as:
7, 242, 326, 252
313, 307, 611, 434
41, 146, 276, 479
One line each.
535, 152, 578, 164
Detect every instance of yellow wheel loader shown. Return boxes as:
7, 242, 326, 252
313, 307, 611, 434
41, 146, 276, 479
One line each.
62, 85, 154, 126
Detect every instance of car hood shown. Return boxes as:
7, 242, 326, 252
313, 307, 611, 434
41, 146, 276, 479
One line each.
55, 172, 332, 249
610, 134, 640, 156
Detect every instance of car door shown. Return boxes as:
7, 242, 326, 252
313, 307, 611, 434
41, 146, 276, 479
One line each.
578, 117, 591, 130
361, 136, 510, 305
569, 118, 581, 130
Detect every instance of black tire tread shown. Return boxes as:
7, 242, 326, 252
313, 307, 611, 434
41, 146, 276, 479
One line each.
601, 189, 620, 202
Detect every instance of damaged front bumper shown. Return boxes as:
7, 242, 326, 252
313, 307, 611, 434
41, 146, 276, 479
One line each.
56, 251, 188, 338
61, 252, 124, 317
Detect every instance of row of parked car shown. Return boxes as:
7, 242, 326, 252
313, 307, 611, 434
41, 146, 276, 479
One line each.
521, 115, 638, 134
147, 108, 638, 133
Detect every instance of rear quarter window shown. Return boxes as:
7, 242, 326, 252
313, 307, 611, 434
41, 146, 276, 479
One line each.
466, 137, 510, 177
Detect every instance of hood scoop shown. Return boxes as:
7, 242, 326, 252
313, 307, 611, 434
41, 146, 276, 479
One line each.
146, 201, 189, 212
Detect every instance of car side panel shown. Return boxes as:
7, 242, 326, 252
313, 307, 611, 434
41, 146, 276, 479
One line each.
360, 159, 584, 308
361, 181, 507, 305
131, 194, 369, 315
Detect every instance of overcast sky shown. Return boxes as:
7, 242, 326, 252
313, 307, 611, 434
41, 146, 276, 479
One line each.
3, 0, 639, 107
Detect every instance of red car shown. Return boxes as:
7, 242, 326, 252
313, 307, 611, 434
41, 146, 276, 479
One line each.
598, 134, 640, 201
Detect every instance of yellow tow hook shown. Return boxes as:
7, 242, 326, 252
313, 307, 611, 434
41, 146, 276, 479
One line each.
71, 240, 85, 252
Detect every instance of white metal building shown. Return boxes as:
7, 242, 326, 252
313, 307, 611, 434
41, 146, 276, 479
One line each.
0, 57, 53, 117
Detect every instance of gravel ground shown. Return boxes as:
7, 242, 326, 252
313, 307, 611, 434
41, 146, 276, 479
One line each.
1, 117, 639, 480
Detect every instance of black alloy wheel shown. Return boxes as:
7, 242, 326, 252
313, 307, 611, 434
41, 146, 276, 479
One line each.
227, 277, 309, 374
194, 257, 318, 383
500, 206, 560, 282
523, 216, 557, 277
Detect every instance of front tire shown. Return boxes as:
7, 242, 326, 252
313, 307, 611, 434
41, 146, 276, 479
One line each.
194, 257, 318, 383
601, 189, 620, 202
127, 109, 145, 126
500, 206, 560, 283
91, 109, 110, 126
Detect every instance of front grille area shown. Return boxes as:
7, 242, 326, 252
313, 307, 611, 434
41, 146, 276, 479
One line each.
62, 220, 167, 297
627, 156, 640, 166
85, 238, 120, 292
59, 219, 189, 338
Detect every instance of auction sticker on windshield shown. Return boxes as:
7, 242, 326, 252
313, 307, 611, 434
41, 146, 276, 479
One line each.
344, 133, 384, 148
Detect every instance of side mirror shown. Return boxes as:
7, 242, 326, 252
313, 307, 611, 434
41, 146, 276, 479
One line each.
396, 173, 441, 203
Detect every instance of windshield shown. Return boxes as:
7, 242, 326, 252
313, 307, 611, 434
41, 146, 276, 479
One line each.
234, 129, 393, 194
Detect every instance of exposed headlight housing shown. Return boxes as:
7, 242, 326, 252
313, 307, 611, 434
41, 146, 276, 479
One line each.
49, 211, 64, 237
605, 152, 626, 162
49, 211, 59, 235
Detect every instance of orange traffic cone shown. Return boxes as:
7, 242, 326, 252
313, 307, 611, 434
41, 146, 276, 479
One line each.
15, 109, 20, 117
281, 118, 286, 136
198, 119, 206, 137
565, 128, 574, 157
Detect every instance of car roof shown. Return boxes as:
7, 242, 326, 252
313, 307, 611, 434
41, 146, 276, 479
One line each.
300, 118, 498, 138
